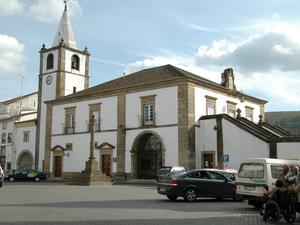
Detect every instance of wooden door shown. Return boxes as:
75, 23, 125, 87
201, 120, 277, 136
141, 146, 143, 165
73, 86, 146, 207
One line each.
102, 155, 111, 176
203, 153, 214, 168
54, 156, 62, 177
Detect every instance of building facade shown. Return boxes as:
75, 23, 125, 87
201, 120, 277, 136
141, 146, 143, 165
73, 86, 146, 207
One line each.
2, 6, 300, 181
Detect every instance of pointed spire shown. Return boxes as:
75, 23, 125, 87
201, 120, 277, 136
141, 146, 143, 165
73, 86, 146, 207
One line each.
52, 1, 78, 49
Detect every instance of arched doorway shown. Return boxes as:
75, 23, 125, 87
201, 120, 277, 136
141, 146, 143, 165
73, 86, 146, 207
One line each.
131, 131, 165, 179
17, 151, 33, 169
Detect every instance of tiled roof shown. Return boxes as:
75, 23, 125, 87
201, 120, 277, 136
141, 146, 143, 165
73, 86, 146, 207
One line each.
51, 64, 267, 104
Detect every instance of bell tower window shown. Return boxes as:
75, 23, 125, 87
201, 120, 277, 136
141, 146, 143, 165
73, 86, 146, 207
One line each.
71, 54, 80, 70
46, 53, 54, 70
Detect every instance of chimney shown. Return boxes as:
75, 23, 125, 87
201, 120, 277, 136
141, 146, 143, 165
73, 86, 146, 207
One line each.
221, 68, 236, 91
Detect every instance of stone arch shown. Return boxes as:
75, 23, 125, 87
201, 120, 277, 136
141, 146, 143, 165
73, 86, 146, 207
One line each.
131, 130, 166, 179
46, 53, 54, 70
17, 150, 34, 169
71, 54, 80, 70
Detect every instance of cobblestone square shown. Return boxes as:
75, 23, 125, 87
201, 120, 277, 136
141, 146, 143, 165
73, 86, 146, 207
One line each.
0, 182, 286, 225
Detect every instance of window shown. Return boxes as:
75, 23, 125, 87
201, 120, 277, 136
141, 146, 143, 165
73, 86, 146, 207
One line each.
7, 133, 12, 143
140, 95, 156, 127
66, 114, 75, 133
23, 131, 30, 142
245, 106, 254, 121
238, 163, 264, 178
143, 104, 154, 126
65, 143, 73, 151
46, 53, 54, 70
1, 133, 6, 144
0, 146, 5, 168
189, 171, 211, 179
65, 107, 76, 134
227, 101, 237, 118
205, 96, 217, 115
71, 55, 80, 70
2, 122, 7, 129
89, 103, 101, 131
0, 146, 5, 157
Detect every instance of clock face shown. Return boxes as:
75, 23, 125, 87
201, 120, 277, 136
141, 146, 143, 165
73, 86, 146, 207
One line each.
46, 75, 52, 85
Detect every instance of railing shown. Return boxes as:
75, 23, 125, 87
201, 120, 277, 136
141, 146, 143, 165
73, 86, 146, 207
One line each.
64, 126, 75, 134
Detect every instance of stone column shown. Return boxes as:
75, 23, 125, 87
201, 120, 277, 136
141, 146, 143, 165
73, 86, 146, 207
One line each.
89, 115, 96, 160
85, 115, 98, 173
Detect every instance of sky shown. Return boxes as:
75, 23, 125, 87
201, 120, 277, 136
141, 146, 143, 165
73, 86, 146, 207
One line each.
0, 0, 300, 112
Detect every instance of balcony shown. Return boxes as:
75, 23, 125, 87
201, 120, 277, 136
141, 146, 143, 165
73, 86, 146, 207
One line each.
64, 124, 76, 134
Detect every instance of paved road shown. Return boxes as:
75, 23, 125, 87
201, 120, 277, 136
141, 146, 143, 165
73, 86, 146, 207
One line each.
0, 182, 282, 225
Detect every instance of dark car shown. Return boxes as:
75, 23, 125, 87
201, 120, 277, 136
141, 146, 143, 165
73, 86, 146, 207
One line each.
3, 169, 19, 180
8, 169, 46, 182
157, 169, 237, 201
156, 166, 188, 181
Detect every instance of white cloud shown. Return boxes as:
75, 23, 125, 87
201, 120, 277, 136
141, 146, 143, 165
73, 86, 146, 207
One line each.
28, 0, 81, 22
0, 0, 23, 15
0, 34, 24, 76
125, 24, 300, 108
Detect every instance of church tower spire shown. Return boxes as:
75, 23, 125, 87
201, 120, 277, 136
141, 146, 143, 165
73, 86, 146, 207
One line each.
52, 0, 77, 49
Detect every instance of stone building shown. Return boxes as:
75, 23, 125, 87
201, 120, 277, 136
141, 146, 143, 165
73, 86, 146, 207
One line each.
2, 5, 300, 181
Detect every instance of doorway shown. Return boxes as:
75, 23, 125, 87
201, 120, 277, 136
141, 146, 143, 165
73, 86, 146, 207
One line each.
101, 154, 111, 176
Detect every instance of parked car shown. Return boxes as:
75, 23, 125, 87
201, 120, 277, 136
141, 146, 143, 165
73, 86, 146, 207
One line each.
7, 169, 46, 182
204, 168, 237, 181
3, 169, 19, 180
157, 169, 237, 201
156, 166, 188, 181
0, 166, 4, 187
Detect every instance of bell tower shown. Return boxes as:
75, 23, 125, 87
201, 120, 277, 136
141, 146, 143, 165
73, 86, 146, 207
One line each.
35, 3, 90, 170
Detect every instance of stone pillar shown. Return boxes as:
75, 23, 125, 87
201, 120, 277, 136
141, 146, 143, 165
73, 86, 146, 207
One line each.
115, 93, 126, 181
89, 115, 96, 160
85, 115, 98, 173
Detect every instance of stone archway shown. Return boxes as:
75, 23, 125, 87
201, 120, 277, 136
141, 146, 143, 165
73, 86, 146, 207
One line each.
131, 131, 166, 179
17, 150, 34, 169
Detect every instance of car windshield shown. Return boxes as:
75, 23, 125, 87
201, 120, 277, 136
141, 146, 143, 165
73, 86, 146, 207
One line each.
221, 172, 236, 181
238, 163, 264, 178
159, 167, 172, 172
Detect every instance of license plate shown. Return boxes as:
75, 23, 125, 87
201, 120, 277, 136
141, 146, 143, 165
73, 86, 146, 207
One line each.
244, 186, 255, 191
159, 187, 166, 192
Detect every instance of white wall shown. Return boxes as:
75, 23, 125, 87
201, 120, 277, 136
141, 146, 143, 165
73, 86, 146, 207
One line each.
64, 50, 86, 75
126, 87, 178, 128
15, 125, 36, 169
51, 132, 117, 172
64, 74, 85, 96
222, 119, 269, 169
42, 50, 58, 73
277, 142, 300, 160
194, 86, 261, 123
196, 119, 218, 168
125, 126, 178, 173
52, 96, 118, 135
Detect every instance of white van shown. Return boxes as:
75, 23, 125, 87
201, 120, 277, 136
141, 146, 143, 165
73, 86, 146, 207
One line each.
236, 158, 300, 208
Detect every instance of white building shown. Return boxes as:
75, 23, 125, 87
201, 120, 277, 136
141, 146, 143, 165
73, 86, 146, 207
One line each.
0, 92, 37, 170
2, 6, 300, 181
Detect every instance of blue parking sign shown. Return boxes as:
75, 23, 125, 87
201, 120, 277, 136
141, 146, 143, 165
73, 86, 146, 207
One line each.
223, 154, 229, 163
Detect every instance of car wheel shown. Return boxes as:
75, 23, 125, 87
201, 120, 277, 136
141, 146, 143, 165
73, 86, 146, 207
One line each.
184, 188, 197, 202
0, 182, 2, 187
34, 177, 40, 182
9, 177, 15, 182
167, 195, 178, 201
